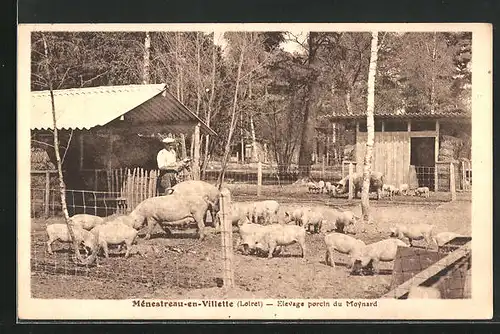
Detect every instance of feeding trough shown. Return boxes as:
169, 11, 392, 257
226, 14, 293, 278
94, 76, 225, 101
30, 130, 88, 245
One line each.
383, 236, 471, 299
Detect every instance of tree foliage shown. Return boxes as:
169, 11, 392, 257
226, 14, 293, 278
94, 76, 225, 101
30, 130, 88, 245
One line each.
31, 30, 472, 175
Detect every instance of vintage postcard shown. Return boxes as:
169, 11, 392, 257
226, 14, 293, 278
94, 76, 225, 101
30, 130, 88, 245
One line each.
17, 23, 492, 320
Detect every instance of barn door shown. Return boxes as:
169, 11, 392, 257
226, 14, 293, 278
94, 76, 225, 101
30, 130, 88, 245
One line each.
410, 137, 436, 190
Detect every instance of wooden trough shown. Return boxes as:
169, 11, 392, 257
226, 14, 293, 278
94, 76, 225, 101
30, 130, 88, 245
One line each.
383, 237, 472, 299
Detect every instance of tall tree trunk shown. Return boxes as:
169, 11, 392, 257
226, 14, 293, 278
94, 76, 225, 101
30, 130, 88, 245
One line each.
298, 32, 320, 179
192, 32, 202, 180
201, 37, 217, 179
430, 32, 437, 114
240, 110, 244, 163
217, 36, 246, 187
175, 32, 184, 103
42, 34, 83, 263
249, 75, 258, 162
250, 115, 257, 162
298, 82, 319, 178
142, 32, 151, 84
361, 31, 379, 224
344, 89, 352, 114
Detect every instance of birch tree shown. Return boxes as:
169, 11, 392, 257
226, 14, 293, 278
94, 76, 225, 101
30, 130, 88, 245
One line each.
41, 34, 84, 264
142, 31, 151, 84
360, 31, 379, 224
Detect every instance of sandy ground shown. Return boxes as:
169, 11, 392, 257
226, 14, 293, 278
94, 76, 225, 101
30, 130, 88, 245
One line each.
30, 192, 471, 300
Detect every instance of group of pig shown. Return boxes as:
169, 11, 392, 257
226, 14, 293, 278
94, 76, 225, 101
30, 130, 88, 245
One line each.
382, 183, 430, 199
307, 171, 431, 200
233, 202, 361, 260
326, 223, 466, 275
45, 213, 139, 259
45, 180, 223, 259
309, 171, 386, 200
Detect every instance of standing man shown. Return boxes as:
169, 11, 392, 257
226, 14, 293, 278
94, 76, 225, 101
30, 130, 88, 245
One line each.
156, 137, 190, 194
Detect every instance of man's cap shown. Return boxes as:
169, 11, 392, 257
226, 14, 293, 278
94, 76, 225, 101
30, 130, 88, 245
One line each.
162, 137, 176, 144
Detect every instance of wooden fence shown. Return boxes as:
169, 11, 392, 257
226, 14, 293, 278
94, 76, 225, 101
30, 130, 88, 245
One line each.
122, 168, 159, 213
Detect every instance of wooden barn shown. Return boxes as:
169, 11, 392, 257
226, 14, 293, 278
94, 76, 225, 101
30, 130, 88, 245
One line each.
30, 84, 216, 215
328, 109, 471, 190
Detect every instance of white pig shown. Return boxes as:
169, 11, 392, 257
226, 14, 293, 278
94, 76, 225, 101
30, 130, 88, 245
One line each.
415, 186, 430, 198
251, 200, 280, 224
284, 207, 310, 226
70, 214, 105, 230
432, 231, 464, 250
325, 182, 333, 195
407, 286, 442, 299
352, 238, 409, 275
382, 184, 397, 199
254, 224, 306, 259
324, 232, 366, 268
238, 223, 267, 255
317, 180, 325, 193
91, 220, 138, 258
46, 223, 97, 255
301, 209, 324, 234
215, 202, 253, 229
398, 183, 409, 196
390, 223, 435, 248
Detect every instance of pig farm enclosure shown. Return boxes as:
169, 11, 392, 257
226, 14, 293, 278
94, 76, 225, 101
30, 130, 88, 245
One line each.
30, 182, 472, 300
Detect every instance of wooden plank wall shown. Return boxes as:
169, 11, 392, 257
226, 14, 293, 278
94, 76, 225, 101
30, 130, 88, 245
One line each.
356, 132, 411, 186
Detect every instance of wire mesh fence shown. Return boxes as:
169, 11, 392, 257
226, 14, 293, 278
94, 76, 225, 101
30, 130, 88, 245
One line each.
30, 224, 232, 297
29, 162, 470, 300
30, 194, 471, 300
31, 162, 465, 218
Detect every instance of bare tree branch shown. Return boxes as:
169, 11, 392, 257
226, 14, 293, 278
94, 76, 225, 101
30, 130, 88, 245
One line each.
61, 129, 74, 164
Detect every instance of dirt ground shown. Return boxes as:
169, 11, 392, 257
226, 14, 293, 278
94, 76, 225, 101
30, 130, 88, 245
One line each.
29, 188, 471, 300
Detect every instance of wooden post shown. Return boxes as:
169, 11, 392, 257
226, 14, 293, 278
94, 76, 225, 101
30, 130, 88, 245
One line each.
348, 162, 354, 200
321, 156, 325, 179
192, 123, 201, 180
450, 162, 456, 201
180, 134, 187, 159
257, 161, 262, 197
220, 188, 235, 290
382, 120, 385, 132
44, 171, 50, 217
326, 135, 330, 166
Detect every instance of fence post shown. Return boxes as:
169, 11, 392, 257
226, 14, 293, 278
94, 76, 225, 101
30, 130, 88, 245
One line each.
219, 188, 235, 290
44, 171, 50, 218
434, 163, 438, 192
450, 162, 456, 201
461, 161, 465, 191
321, 156, 325, 177
348, 162, 354, 200
257, 161, 262, 197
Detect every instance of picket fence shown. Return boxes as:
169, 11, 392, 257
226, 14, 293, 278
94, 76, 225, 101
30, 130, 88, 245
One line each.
107, 168, 160, 213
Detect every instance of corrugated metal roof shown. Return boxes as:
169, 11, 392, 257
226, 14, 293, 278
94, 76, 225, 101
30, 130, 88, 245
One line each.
31, 84, 216, 136
327, 108, 471, 120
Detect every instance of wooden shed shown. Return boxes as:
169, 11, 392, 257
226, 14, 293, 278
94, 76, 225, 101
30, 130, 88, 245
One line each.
30, 84, 216, 215
328, 109, 471, 190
